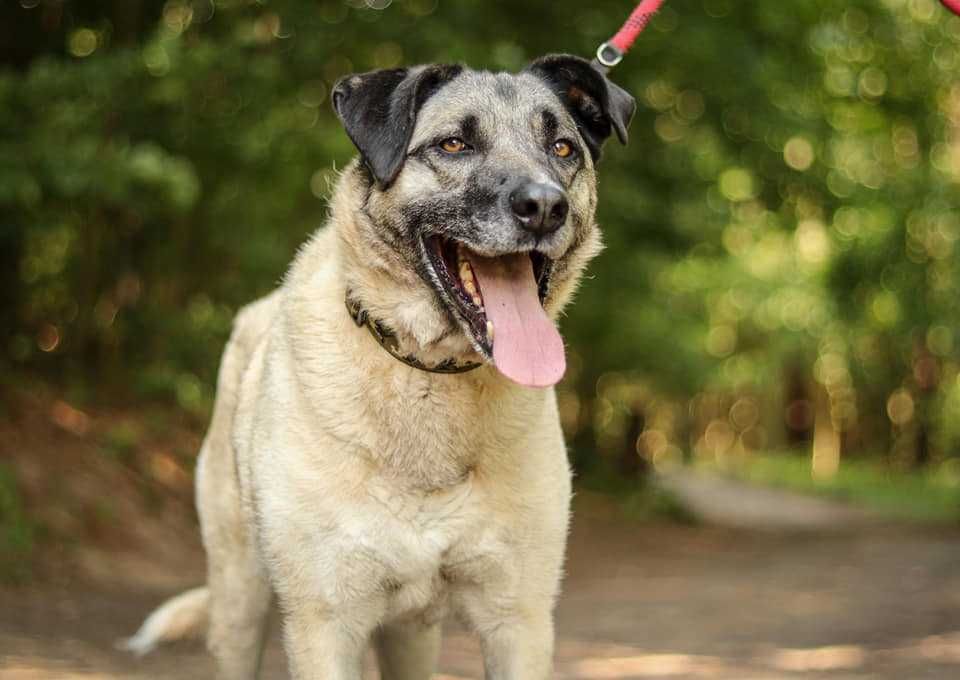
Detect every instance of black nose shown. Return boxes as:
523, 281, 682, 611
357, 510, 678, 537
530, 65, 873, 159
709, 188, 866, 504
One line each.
509, 182, 569, 236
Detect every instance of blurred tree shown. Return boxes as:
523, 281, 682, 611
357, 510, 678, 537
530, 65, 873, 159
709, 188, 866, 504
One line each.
1, 0, 959, 479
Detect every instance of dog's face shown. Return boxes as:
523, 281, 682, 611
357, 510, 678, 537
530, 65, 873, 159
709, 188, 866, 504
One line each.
333, 55, 635, 387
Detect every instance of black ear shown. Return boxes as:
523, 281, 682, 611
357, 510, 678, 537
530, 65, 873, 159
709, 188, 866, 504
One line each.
332, 64, 463, 188
525, 54, 636, 161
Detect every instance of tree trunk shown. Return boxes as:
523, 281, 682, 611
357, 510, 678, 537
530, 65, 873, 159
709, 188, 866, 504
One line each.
811, 386, 840, 480
0, 223, 23, 350
912, 336, 939, 468
783, 361, 814, 448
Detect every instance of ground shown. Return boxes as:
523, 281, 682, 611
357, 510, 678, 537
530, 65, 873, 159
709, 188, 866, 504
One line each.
2, 392, 959, 678
3, 489, 960, 680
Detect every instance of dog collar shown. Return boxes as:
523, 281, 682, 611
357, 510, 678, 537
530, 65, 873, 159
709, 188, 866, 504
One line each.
345, 293, 482, 375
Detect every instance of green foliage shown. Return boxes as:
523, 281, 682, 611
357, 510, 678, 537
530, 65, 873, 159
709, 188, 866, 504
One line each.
100, 422, 140, 461
2, 0, 960, 480
0, 462, 35, 583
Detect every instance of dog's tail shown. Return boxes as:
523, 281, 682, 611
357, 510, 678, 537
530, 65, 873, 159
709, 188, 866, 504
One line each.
118, 586, 210, 656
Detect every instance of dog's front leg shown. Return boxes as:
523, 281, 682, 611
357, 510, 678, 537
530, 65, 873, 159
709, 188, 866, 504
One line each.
477, 608, 555, 680
283, 609, 374, 680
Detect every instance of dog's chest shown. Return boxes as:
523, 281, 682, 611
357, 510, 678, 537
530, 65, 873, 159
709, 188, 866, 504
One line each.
349, 375, 541, 489
342, 473, 505, 620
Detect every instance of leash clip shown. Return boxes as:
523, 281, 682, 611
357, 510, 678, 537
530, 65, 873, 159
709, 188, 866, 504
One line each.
595, 42, 624, 68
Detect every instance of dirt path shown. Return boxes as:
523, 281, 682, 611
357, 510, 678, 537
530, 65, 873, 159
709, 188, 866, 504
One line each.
657, 470, 877, 531
3, 493, 960, 679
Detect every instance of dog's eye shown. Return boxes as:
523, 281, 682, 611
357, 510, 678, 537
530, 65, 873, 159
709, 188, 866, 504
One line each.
552, 139, 575, 159
439, 138, 470, 154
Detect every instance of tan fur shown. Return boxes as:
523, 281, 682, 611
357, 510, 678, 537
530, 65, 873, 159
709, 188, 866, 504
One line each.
196, 163, 587, 678
123, 157, 600, 679
128, 60, 614, 677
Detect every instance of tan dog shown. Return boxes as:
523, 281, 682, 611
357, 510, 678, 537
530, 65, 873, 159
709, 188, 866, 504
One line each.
125, 54, 634, 679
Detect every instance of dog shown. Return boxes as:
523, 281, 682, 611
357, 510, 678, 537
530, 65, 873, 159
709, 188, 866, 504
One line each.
124, 54, 634, 679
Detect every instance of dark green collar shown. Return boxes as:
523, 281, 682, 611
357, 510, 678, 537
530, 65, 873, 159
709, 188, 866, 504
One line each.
345, 293, 482, 375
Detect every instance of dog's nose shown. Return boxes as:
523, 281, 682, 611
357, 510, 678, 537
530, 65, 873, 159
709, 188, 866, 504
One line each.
509, 182, 569, 236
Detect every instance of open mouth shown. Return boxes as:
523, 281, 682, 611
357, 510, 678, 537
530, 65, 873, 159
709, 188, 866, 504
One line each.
423, 235, 565, 388
425, 236, 552, 353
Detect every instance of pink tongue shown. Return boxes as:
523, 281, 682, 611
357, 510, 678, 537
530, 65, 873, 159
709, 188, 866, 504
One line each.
466, 253, 566, 388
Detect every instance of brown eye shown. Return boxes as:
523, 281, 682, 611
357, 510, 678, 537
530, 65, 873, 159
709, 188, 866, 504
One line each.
440, 138, 468, 153
553, 139, 575, 158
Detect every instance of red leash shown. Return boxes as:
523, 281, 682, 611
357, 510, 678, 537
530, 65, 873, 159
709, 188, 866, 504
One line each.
593, 0, 666, 71
593, 0, 960, 73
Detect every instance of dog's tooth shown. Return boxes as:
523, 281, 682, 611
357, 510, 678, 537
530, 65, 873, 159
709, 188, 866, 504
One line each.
486, 320, 495, 341
461, 266, 478, 292
458, 254, 484, 309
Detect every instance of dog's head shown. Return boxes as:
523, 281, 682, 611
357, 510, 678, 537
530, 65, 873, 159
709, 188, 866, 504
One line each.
332, 55, 635, 387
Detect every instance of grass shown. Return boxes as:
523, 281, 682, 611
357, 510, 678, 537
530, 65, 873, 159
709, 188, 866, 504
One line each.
701, 452, 960, 524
